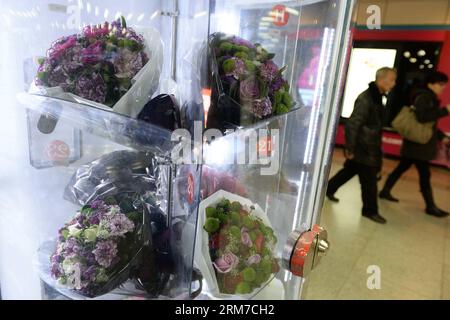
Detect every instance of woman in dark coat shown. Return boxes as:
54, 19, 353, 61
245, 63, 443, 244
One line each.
380, 71, 450, 217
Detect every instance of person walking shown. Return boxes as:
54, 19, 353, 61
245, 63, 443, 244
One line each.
326, 67, 397, 224
379, 71, 450, 218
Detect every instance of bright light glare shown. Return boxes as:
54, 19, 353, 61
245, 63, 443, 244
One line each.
285, 7, 299, 16
216, 12, 240, 35
194, 11, 207, 19
137, 13, 145, 22
204, 139, 232, 165
150, 11, 159, 20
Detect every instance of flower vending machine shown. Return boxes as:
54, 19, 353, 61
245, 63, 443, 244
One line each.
0, 0, 354, 300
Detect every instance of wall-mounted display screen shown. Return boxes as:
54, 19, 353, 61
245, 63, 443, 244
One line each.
341, 48, 397, 118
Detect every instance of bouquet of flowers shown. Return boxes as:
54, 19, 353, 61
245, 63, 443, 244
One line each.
203, 198, 279, 295
50, 197, 146, 297
34, 17, 162, 117
207, 33, 294, 131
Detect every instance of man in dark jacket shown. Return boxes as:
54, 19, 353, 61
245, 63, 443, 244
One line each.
326, 67, 397, 224
379, 71, 450, 217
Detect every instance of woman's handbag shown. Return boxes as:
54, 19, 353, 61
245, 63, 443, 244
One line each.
391, 106, 434, 144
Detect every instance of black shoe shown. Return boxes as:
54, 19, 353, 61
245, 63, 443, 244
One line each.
426, 207, 449, 218
362, 213, 387, 224
326, 194, 339, 203
379, 191, 399, 202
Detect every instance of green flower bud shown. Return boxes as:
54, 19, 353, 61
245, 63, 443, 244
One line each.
217, 212, 228, 224
206, 206, 217, 218
230, 201, 242, 211
282, 92, 293, 106
230, 211, 240, 225
242, 267, 257, 282
204, 218, 220, 233
219, 41, 233, 53
237, 45, 250, 53
261, 259, 272, 275
83, 227, 98, 242
68, 225, 82, 238
60, 229, 69, 240
254, 271, 269, 286
276, 103, 289, 115
235, 282, 252, 294
229, 225, 241, 238
234, 52, 248, 59
242, 216, 255, 229
222, 59, 236, 74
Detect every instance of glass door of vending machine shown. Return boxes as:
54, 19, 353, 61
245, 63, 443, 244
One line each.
193, 0, 355, 299
0, 0, 208, 300
0, 0, 355, 300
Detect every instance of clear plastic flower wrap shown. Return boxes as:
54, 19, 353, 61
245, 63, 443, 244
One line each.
206, 33, 295, 132
32, 17, 163, 118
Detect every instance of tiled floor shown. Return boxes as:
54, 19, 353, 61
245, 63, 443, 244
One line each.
304, 149, 450, 300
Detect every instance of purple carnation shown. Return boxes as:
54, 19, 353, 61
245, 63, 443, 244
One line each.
81, 41, 104, 64
114, 49, 146, 79
63, 238, 81, 257
260, 60, 279, 83
240, 76, 260, 100
224, 57, 246, 79
47, 65, 69, 88
90, 200, 107, 210
108, 213, 135, 237
124, 28, 146, 44
270, 76, 286, 94
93, 240, 118, 268
75, 73, 107, 103
252, 98, 272, 119
232, 37, 256, 49
81, 265, 97, 288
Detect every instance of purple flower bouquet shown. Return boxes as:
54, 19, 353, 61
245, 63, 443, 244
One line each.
206, 33, 294, 131
33, 17, 163, 117
49, 197, 147, 297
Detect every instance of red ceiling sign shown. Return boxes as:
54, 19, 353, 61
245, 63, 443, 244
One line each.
272, 4, 290, 27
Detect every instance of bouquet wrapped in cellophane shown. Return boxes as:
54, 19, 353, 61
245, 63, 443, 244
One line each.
33, 17, 163, 118
195, 190, 280, 298
207, 33, 294, 131
50, 197, 144, 297
38, 151, 173, 299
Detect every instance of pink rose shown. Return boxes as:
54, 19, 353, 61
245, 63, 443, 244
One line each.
241, 227, 253, 247
247, 254, 261, 266
213, 252, 239, 273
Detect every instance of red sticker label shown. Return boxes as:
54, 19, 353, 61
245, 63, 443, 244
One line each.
272, 5, 290, 27
187, 173, 195, 204
45, 140, 70, 162
258, 136, 273, 157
